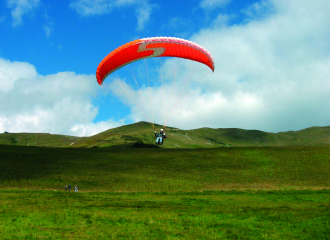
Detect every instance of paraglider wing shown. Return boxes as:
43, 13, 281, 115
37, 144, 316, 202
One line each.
96, 37, 215, 85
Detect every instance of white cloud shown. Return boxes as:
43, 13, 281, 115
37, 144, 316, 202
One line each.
6, 0, 40, 26
69, 119, 125, 136
43, 12, 54, 38
0, 58, 37, 92
0, 58, 124, 136
242, 0, 275, 20
69, 0, 114, 16
211, 13, 230, 28
69, 0, 154, 30
190, 0, 330, 131
200, 0, 231, 10
43, 24, 53, 38
136, 2, 153, 31
108, 0, 330, 132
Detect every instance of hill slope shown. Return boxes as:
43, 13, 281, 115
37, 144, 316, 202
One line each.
0, 145, 329, 191
1, 122, 329, 148
0, 132, 85, 147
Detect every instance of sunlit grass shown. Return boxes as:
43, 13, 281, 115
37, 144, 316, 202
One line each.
0, 190, 329, 239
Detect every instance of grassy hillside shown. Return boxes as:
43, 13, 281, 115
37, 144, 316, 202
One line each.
190, 126, 330, 147
1, 145, 329, 191
0, 132, 85, 147
1, 122, 329, 148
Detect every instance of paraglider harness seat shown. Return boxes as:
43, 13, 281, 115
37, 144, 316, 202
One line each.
155, 131, 166, 145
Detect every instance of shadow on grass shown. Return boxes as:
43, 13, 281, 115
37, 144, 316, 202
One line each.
0, 145, 84, 181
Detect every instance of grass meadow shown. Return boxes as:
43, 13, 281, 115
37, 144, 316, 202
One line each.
1, 190, 329, 239
0, 145, 329, 239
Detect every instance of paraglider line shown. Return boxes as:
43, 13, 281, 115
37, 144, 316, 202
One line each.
168, 63, 178, 123
164, 72, 192, 129
117, 80, 155, 130
160, 57, 164, 128
164, 71, 211, 128
144, 59, 154, 125
127, 65, 154, 128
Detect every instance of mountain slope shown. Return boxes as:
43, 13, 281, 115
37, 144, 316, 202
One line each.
1, 122, 329, 148
0, 132, 85, 147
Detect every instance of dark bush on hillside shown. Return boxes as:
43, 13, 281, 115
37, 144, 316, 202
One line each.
132, 142, 159, 148
10, 138, 18, 145
121, 135, 143, 143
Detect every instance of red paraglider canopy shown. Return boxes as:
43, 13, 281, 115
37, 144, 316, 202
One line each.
96, 37, 215, 85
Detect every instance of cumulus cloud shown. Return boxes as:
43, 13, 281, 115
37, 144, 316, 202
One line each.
242, 0, 275, 20
190, 0, 330, 131
70, 0, 154, 30
6, 0, 40, 26
69, 119, 125, 136
0, 58, 123, 136
108, 0, 330, 132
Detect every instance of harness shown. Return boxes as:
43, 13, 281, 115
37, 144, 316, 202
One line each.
156, 132, 164, 137
156, 132, 165, 145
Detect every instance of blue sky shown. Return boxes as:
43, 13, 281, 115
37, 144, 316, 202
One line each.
0, 0, 329, 136
1, 0, 253, 75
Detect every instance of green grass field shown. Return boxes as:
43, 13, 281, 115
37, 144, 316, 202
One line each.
0, 144, 329, 239
1, 190, 329, 239
1, 145, 329, 191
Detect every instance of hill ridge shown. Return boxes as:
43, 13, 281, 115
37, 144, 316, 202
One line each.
1, 121, 329, 148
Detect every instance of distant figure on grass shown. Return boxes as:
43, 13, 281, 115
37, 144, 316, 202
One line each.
155, 129, 167, 145
75, 185, 78, 192
65, 185, 68, 191
68, 184, 71, 191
